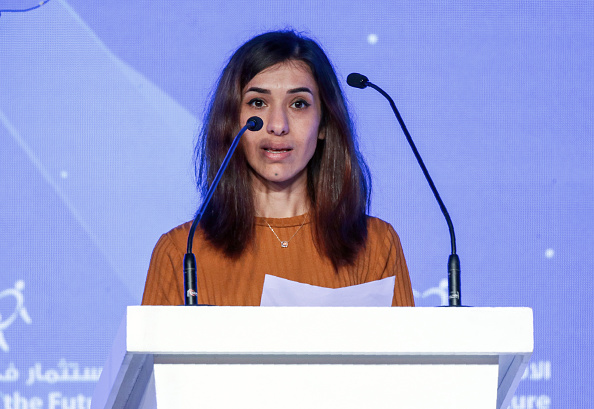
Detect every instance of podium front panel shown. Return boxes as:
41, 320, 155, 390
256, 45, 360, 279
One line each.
152, 361, 499, 409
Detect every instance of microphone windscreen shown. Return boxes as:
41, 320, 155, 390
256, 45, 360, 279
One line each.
347, 73, 369, 89
247, 116, 263, 131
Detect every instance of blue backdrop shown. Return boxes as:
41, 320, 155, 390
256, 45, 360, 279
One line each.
1, 1, 592, 408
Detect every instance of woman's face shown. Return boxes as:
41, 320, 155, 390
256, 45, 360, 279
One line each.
239, 61, 323, 191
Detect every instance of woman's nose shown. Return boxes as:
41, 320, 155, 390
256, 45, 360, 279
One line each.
266, 106, 289, 136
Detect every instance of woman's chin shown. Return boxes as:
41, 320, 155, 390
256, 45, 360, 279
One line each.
250, 169, 307, 191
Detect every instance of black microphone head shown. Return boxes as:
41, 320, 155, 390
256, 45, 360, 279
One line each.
246, 116, 263, 131
347, 73, 369, 89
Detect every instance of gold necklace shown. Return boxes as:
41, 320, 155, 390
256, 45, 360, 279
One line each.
263, 214, 308, 248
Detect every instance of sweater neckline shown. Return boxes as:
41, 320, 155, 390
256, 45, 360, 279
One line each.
255, 213, 310, 228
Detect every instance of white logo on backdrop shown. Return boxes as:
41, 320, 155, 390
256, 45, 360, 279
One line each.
0, 280, 32, 352
413, 278, 449, 306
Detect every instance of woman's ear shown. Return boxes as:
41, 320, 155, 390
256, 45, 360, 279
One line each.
318, 127, 326, 140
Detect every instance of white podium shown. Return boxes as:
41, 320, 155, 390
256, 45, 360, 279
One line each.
92, 306, 532, 409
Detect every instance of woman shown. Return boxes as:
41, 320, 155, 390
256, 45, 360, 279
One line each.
142, 30, 414, 306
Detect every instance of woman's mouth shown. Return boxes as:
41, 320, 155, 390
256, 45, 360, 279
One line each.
262, 146, 293, 160
264, 148, 291, 153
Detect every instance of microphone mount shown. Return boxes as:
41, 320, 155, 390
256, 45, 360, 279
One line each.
347, 73, 461, 307
183, 116, 263, 306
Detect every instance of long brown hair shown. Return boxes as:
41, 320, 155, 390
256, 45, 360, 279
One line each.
196, 30, 371, 268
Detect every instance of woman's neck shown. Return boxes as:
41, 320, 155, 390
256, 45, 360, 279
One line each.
252, 174, 309, 218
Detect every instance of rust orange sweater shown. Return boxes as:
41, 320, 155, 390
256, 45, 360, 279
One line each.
142, 215, 414, 306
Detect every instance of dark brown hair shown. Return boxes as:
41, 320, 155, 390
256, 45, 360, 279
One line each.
196, 30, 371, 268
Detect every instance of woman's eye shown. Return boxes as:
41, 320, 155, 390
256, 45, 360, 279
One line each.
247, 98, 266, 108
291, 99, 311, 109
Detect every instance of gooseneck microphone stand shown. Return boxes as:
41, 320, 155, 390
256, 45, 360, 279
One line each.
183, 116, 264, 306
347, 73, 461, 307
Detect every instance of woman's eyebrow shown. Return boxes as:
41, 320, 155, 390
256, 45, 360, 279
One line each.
244, 86, 313, 95
288, 87, 313, 95
245, 87, 270, 94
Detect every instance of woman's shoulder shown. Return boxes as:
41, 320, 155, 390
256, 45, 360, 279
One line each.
366, 215, 398, 234
164, 220, 193, 237
153, 220, 194, 254
365, 215, 402, 247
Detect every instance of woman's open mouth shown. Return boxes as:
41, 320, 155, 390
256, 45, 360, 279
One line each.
264, 148, 291, 153
262, 146, 293, 160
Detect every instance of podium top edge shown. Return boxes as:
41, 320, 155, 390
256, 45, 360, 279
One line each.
123, 306, 534, 356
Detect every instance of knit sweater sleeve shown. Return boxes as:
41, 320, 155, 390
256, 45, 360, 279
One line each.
383, 224, 415, 307
142, 232, 185, 305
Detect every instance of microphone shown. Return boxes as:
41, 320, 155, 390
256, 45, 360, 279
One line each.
346, 73, 369, 89
347, 73, 462, 307
183, 116, 263, 306
246, 116, 264, 131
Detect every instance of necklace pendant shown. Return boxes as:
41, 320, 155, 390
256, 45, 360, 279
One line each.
280, 241, 289, 248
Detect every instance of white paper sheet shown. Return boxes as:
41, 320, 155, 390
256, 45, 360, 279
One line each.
260, 275, 396, 306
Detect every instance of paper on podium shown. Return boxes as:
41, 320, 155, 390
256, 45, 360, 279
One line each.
260, 274, 395, 306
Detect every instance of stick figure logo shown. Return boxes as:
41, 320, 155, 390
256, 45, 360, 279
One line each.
413, 279, 449, 306
0, 280, 32, 352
